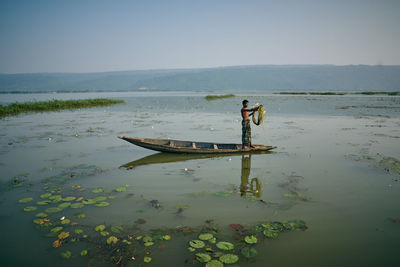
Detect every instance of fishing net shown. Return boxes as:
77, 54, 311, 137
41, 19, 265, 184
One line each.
252, 104, 266, 126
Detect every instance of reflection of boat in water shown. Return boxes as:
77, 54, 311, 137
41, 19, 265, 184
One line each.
118, 136, 276, 154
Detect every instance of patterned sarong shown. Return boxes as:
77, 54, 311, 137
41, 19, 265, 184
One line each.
242, 119, 251, 147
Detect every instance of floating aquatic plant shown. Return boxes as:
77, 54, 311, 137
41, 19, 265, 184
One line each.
35, 212, 48, 218
95, 201, 110, 207
100, 231, 109, 236
58, 202, 71, 209
75, 229, 83, 234
196, 253, 211, 263
51, 226, 63, 233
24, 206, 37, 212
18, 197, 33, 203
106, 236, 118, 245
80, 250, 87, 256
219, 254, 239, 264
216, 241, 234, 250
60, 250, 71, 259
40, 193, 52, 199
244, 235, 258, 244
58, 232, 70, 239
111, 225, 123, 233
189, 240, 205, 248
241, 247, 258, 258
74, 213, 85, 218
92, 188, 104, 193
206, 260, 223, 267
199, 233, 213, 240
95, 225, 105, 231
36, 200, 51, 205
143, 256, 152, 263
70, 203, 84, 208
62, 196, 76, 201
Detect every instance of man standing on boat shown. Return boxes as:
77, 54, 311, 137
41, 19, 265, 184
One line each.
241, 100, 259, 149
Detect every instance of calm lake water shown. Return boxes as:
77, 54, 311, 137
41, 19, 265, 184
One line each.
0, 92, 399, 266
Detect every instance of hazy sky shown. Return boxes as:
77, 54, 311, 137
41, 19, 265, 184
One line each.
1, 0, 399, 73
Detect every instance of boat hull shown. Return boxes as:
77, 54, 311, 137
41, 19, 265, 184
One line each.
118, 136, 276, 154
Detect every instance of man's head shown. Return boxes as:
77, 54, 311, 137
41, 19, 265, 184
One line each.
242, 99, 249, 108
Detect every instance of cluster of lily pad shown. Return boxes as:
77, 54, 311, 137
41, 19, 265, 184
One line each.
187, 219, 307, 266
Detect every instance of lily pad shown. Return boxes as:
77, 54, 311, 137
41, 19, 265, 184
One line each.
263, 229, 279, 239
163, 235, 171, 240
24, 206, 37, 212
144, 256, 152, 263
111, 225, 123, 233
75, 229, 83, 234
62, 196, 76, 201
114, 186, 127, 192
95, 225, 105, 231
108, 195, 116, 199
51, 226, 63, 233
35, 212, 48, 218
60, 250, 71, 259
40, 193, 52, 199
58, 232, 70, 239
92, 188, 104, 193
49, 195, 62, 200
45, 207, 62, 213
95, 201, 110, 207
100, 231, 109, 236
70, 203, 84, 209
18, 197, 33, 203
144, 242, 154, 246
206, 260, 224, 267
80, 250, 87, 256
241, 247, 258, 258
74, 213, 86, 218
219, 254, 239, 264
196, 253, 211, 263
143, 236, 152, 242
188, 247, 196, 252
82, 199, 96, 205
251, 225, 264, 232
189, 240, 205, 248
93, 196, 107, 202
209, 237, 216, 244
106, 236, 118, 245
199, 233, 213, 240
61, 219, 70, 225
216, 241, 234, 250
58, 202, 71, 209
244, 235, 258, 244
36, 200, 51, 205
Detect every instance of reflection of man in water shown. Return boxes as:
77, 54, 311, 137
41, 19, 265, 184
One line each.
240, 155, 261, 197
241, 100, 259, 149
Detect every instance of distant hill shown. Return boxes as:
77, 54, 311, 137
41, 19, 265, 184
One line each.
1, 65, 400, 92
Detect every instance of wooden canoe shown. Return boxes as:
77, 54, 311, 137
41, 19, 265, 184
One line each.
118, 136, 276, 154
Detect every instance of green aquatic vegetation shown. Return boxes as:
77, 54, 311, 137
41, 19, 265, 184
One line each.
93, 196, 107, 202
143, 236, 152, 242
144, 242, 154, 246
95, 201, 110, 207
62, 196, 76, 201
70, 203, 84, 208
241, 247, 258, 258
60, 250, 72, 259
199, 233, 213, 240
58, 232, 70, 239
219, 254, 239, 264
196, 253, 211, 263
205, 94, 235, 101
263, 229, 279, 239
75, 229, 83, 234
92, 188, 104, 193
80, 250, 88, 256
108, 195, 116, 199
213, 191, 232, 197
49, 195, 62, 200
61, 219, 70, 225
24, 206, 37, 212
58, 202, 71, 209
111, 225, 123, 234
74, 213, 86, 218
163, 235, 171, 240
114, 186, 127, 192
0, 98, 125, 118
244, 235, 258, 244
95, 225, 106, 231
106, 236, 118, 245
82, 199, 96, 205
136, 209, 145, 213
216, 241, 234, 250
51, 226, 63, 233
143, 256, 152, 263
18, 197, 33, 203
35, 212, 48, 218
100, 231, 109, 236
36, 200, 51, 205
206, 260, 224, 267
190, 240, 205, 248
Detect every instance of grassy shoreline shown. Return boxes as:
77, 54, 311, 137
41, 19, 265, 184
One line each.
0, 98, 125, 118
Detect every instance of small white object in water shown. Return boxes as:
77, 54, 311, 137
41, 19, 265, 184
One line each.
228, 158, 232, 161
151, 126, 154, 129
60, 216, 65, 220
184, 168, 188, 172
48, 137, 52, 142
